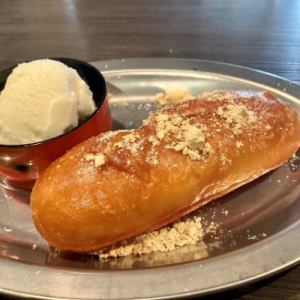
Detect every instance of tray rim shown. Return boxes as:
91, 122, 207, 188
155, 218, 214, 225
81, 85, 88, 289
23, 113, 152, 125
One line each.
94, 57, 300, 92
0, 222, 299, 299
0, 58, 299, 299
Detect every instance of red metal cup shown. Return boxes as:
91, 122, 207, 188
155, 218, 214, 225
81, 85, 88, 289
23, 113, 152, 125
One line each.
0, 58, 112, 190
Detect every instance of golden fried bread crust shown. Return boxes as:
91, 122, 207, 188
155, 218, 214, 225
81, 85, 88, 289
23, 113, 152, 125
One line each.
30, 90, 300, 252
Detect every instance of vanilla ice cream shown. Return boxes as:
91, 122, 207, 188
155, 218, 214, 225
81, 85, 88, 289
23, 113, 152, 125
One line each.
0, 59, 96, 145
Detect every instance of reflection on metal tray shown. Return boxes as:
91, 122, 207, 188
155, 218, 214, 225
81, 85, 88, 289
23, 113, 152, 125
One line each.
0, 58, 299, 299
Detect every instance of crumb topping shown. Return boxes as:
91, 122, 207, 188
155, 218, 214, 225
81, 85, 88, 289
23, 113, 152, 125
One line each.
81, 90, 272, 173
154, 113, 212, 161
236, 141, 244, 148
98, 217, 206, 258
114, 132, 144, 155
220, 154, 232, 166
145, 136, 159, 166
84, 153, 106, 168
155, 87, 192, 105
217, 103, 257, 134
98, 130, 119, 141
201, 90, 235, 102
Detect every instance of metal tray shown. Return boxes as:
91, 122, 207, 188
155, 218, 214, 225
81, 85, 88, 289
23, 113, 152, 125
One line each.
0, 58, 299, 299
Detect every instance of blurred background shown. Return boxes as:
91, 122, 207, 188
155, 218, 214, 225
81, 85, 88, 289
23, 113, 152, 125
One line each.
0, 0, 299, 85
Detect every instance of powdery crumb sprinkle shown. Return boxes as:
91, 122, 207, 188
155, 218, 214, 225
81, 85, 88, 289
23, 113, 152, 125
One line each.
220, 154, 232, 166
205, 221, 218, 235
98, 217, 206, 259
145, 136, 159, 165
221, 209, 229, 216
247, 232, 268, 240
155, 88, 193, 105
236, 141, 244, 149
84, 153, 106, 168
114, 132, 144, 155
217, 103, 257, 135
154, 113, 212, 161
201, 90, 234, 102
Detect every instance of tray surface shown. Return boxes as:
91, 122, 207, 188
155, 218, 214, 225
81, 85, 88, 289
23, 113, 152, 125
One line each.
0, 58, 299, 299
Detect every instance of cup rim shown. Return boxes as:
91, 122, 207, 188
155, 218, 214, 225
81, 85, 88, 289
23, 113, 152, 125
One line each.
0, 57, 107, 148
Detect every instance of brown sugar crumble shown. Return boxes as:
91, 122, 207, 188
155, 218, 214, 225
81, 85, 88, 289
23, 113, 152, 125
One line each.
114, 132, 144, 155
154, 113, 212, 161
220, 154, 232, 166
145, 136, 159, 165
247, 232, 267, 240
236, 141, 244, 148
98, 217, 207, 259
85, 90, 263, 171
83, 153, 106, 168
201, 90, 235, 102
217, 103, 257, 135
155, 87, 193, 105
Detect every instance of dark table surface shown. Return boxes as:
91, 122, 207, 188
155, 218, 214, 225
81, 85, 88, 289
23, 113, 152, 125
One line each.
0, 0, 299, 299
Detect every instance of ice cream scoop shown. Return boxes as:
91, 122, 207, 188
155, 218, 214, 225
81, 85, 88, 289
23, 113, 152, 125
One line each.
0, 57, 111, 190
0, 59, 96, 145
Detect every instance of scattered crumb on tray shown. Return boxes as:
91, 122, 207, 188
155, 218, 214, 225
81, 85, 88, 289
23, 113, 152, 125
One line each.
98, 217, 208, 259
247, 232, 267, 240
221, 209, 229, 216
155, 87, 193, 105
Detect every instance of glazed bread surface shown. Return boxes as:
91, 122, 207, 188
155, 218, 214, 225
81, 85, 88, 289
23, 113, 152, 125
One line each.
30, 90, 300, 252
